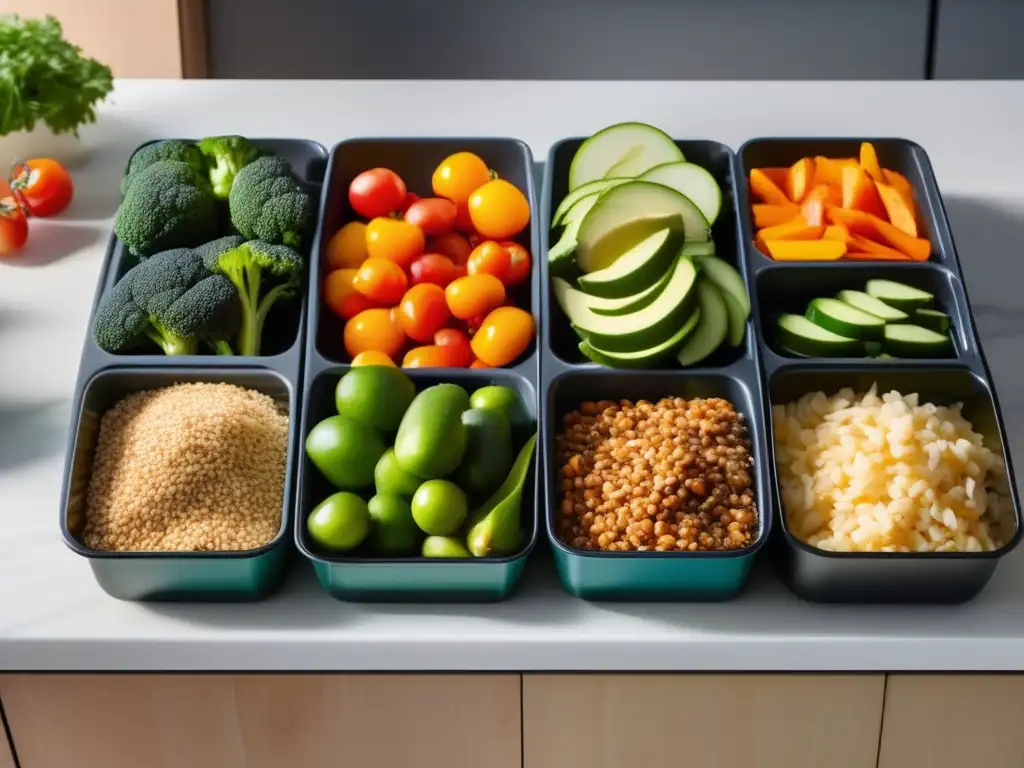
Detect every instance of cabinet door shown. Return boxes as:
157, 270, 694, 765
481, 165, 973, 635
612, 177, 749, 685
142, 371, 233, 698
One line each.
0, 707, 14, 768
0, 674, 520, 768
878, 675, 1024, 768
934, 0, 1024, 78
523, 674, 884, 768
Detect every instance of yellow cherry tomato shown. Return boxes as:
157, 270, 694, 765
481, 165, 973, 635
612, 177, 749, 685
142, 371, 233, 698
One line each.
351, 350, 397, 367
432, 152, 491, 204
344, 308, 406, 359
444, 274, 505, 320
325, 221, 369, 270
366, 217, 425, 268
468, 180, 530, 240
470, 306, 535, 367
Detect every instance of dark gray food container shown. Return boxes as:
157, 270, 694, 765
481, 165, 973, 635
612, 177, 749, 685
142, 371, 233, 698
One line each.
59, 138, 329, 601
296, 138, 540, 602
539, 138, 771, 601
739, 138, 1022, 603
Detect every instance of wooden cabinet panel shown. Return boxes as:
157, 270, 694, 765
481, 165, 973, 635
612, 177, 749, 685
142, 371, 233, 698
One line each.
0, 708, 15, 768
0, 674, 520, 768
878, 675, 1024, 768
523, 674, 884, 768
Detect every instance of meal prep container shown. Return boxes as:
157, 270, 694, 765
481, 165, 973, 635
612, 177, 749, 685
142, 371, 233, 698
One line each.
540, 138, 772, 601
59, 138, 329, 601
740, 138, 1022, 603
296, 138, 541, 602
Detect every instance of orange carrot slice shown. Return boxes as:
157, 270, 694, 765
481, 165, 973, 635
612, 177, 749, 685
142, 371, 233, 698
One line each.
826, 206, 931, 261
812, 156, 856, 188
875, 181, 918, 237
758, 167, 789, 190
842, 251, 912, 262
757, 217, 825, 241
762, 240, 846, 262
841, 165, 886, 218
859, 142, 885, 181
823, 224, 851, 243
749, 169, 790, 206
800, 184, 834, 226
882, 169, 916, 211
848, 234, 913, 260
752, 203, 799, 229
787, 158, 815, 203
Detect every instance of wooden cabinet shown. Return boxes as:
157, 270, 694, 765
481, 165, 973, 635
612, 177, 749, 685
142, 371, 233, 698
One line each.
878, 675, 1024, 768
522, 674, 885, 768
0, 716, 14, 768
0, 675, 521, 768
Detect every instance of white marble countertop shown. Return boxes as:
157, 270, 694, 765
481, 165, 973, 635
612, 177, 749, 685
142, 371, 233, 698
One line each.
2, 80, 1024, 672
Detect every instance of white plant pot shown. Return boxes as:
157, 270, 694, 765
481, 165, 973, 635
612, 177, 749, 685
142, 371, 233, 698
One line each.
0, 125, 88, 168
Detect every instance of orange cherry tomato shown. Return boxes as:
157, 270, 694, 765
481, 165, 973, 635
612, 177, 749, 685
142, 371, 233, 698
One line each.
426, 232, 472, 265
432, 152, 491, 204
409, 253, 460, 288
501, 241, 532, 286
351, 350, 397, 367
353, 257, 408, 305
344, 308, 406, 359
325, 221, 369, 270
468, 179, 530, 240
444, 274, 506, 320
466, 240, 512, 283
365, 217, 425, 268
470, 306, 535, 367
323, 268, 381, 319
398, 284, 450, 343
0, 197, 28, 257
10, 158, 74, 217
433, 328, 473, 367
470, 358, 492, 369
402, 345, 465, 369
404, 197, 457, 235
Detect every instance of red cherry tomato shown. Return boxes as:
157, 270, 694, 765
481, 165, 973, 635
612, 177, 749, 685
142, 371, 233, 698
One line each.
466, 240, 512, 283
348, 168, 407, 219
433, 328, 473, 367
453, 203, 475, 233
426, 232, 472, 265
409, 253, 460, 288
10, 158, 73, 217
0, 197, 28, 257
501, 241, 532, 286
404, 197, 457, 235
402, 345, 466, 369
398, 284, 450, 343
397, 191, 421, 213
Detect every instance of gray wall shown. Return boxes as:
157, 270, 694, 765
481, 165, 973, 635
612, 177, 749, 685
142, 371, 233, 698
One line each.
933, 0, 1024, 79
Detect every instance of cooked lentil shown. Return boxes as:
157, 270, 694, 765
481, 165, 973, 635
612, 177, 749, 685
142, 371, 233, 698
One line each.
83, 382, 289, 552
556, 397, 758, 552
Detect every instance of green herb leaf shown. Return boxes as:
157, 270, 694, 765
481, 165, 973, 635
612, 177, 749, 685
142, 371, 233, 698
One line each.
0, 15, 114, 137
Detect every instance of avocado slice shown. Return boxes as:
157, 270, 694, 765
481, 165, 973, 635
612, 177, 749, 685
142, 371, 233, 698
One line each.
677, 279, 729, 367
580, 307, 701, 368
576, 227, 682, 299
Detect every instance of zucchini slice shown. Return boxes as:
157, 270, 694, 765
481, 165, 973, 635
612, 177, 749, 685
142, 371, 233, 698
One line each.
568, 122, 684, 190
776, 314, 864, 358
805, 297, 886, 341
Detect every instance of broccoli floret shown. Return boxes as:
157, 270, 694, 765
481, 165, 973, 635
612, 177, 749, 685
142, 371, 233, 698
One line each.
114, 160, 218, 257
197, 135, 263, 200
228, 155, 312, 249
121, 140, 205, 195
93, 247, 241, 356
204, 239, 303, 356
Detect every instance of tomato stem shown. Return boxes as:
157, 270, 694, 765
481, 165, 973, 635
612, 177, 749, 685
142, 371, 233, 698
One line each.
6, 163, 32, 218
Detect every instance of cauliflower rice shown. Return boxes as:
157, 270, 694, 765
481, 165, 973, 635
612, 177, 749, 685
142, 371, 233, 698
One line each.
772, 385, 1012, 553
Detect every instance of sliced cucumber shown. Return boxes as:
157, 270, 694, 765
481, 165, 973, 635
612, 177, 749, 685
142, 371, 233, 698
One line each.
548, 192, 602, 268
883, 324, 952, 358
553, 178, 629, 227
776, 314, 864, 358
577, 227, 681, 299
568, 257, 699, 351
722, 292, 747, 347
914, 308, 951, 334
805, 297, 886, 341
865, 279, 934, 312
693, 254, 750, 317
580, 308, 701, 369
836, 290, 909, 322
639, 162, 723, 225
569, 122, 684, 190
576, 181, 710, 274
589, 267, 673, 316
677, 279, 729, 367
560, 191, 601, 227
865, 341, 883, 357
680, 240, 716, 258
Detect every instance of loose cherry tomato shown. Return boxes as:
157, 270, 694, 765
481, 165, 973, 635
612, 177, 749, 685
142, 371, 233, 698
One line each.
323, 268, 382, 319
349, 168, 407, 219
466, 240, 512, 283
426, 232, 472, 265
402, 345, 466, 369
409, 253, 460, 288
465, 312, 488, 334
501, 241, 532, 286
344, 307, 406, 359
404, 197, 457, 235
366, 217, 425, 268
351, 350, 397, 367
398, 284, 450, 343
453, 202, 475, 233
353, 257, 408, 305
444, 274, 506, 320
470, 358, 492, 369
468, 179, 530, 239
470, 306, 535, 367
10, 158, 73, 217
432, 152, 491, 204
325, 221, 369, 270
398, 191, 421, 213
433, 328, 473, 367
0, 198, 28, 257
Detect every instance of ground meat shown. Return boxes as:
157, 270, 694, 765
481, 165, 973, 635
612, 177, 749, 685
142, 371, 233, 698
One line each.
83, 382, 289, 552
556, 397, 758, 552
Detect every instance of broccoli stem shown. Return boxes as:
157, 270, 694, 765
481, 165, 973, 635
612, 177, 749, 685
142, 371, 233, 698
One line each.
144, 320, 198, 356
235, 263, 264, 356
211, 340, 235, 356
